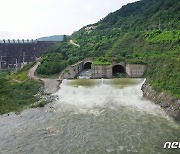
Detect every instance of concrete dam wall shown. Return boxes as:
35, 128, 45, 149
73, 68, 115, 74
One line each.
0, 40, 59, 70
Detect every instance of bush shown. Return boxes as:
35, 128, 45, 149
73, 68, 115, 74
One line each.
0, 78, 43, 114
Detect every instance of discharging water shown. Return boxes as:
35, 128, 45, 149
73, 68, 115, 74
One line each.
0, 78, 180, 154
77, 69, 92, 79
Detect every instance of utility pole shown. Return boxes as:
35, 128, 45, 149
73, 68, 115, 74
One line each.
15, 58, 18, 70
21, 52, 25, 68
23, 52, 25, 64
0, 56, 6, 71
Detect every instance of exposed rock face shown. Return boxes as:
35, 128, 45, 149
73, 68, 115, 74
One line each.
141, 82, 180, 122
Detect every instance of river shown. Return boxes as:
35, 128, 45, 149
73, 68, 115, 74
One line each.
0, 78, 179, 154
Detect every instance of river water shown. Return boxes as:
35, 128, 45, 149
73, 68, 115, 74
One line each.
0, 78, 180, 154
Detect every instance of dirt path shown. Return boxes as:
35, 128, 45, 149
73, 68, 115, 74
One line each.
28, 62, 40, 79
28, 62, 60, 94
70, 40, 80, 47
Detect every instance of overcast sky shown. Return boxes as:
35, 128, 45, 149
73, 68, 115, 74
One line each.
0, 0, 137, 39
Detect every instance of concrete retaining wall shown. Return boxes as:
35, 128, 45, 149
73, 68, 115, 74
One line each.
92, 65, 112, 78
59, 59, 147, 79
60, 61, 83, 79
126, 64, 147, 78
59, 59, 93, 79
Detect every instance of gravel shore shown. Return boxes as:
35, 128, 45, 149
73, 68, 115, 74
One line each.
41, 78, 61, 94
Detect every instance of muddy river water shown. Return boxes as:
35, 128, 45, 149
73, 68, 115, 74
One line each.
0, 78, 179, 154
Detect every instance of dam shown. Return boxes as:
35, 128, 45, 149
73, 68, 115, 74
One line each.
0, 39, 59, 71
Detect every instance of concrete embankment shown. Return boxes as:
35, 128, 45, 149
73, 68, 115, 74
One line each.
141, 81, 180, 122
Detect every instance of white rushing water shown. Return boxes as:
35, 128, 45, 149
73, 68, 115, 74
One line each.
55, 79, 163, 116
0, 78, 179, 154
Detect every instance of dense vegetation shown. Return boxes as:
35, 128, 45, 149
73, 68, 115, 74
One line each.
0, 64, 43, 114
37, 0, 180, 98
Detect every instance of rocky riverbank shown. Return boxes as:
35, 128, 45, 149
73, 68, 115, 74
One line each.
31, 79, 61, 108
41, 78, 61, 94
141, 81, 180, 122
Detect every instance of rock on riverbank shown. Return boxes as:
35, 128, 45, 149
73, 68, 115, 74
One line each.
41, 79, 61, 94
141, 81, 180, 122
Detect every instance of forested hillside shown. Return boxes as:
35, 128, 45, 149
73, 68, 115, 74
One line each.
37, 0, 180, 98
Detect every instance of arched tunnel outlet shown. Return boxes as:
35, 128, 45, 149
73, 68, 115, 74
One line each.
83, 62, 92, 69
112, 65, 126, 77
77, 62, 92, 79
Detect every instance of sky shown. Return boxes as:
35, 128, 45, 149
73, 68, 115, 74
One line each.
0, 0, 137, 39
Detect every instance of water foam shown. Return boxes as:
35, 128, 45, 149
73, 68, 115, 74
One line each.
55, 79, 165, 116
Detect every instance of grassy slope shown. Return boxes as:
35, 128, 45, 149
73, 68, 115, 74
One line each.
0, 63, 43, 114
10, 62, 35, 81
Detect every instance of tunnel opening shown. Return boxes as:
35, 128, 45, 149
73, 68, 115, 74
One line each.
112, 65, 126, 77
76, 62, 92, 79
83, 62, 92, 69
